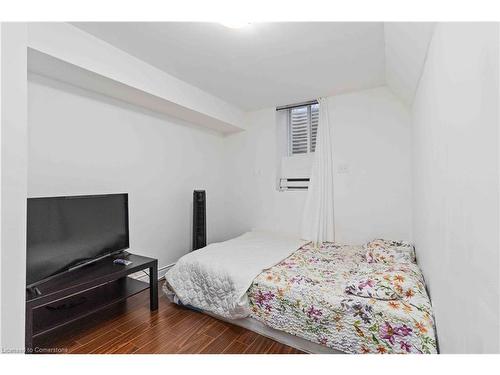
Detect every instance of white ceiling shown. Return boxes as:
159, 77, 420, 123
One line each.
72, 22, 434, 111
385, 23, 435, 105
72, 22, 386, 111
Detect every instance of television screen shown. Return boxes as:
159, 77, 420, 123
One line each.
26, 194, 129, 287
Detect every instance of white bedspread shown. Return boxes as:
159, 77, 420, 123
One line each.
164, 231, 307, 319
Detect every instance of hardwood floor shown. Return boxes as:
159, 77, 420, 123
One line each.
34, 285, 304, 354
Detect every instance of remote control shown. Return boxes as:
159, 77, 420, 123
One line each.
113, 258, 132, 266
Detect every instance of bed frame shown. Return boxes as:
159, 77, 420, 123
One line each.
163, 277, 343, 354
204, 311, 344, 354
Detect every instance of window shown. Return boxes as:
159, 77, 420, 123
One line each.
276, 101, 318, 191
288, 103, 319, 155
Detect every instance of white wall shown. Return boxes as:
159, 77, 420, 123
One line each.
224, 87, 412, 244
28, 74, 232, 270
412, 23, 499, 353
0, 22, 28, 351
1, 21, 3, 350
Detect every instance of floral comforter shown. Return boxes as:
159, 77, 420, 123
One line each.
247, 242, 437, 354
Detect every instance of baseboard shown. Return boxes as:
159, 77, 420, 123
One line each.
128, 263, 175, 282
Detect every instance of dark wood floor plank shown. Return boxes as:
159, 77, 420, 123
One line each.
152, 333, 214, 354
133, 337, 176, 354
170, 314, 213, 347
41, 285, 304, 354
170, 310, 209, 333
92, 321, 152, 354
197, 318, 229, 339
244, 335, 275, 354
74, 305, 148, 345
199, 325, 244, 354
175, 334, 214, 354
222, 340, 249, 354
70, 329, 124, 354
112, 342, 140, 354
267, 341, 297, 354
236, 329, 259, 346
121, 318, 181, 352
113, 308, 156, 333
133, 329, 185, 354
136, 313, 215, 354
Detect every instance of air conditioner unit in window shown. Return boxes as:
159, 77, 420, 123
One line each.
279, 178, 310, 191
279, 154, 313, 191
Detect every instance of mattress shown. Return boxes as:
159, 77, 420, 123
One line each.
247, 242, 438, 354
164, 231, 307, 319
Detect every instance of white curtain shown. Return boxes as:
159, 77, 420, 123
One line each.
301, 97, 335, 244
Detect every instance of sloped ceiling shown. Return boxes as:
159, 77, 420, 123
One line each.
385, 23, 435, 106
72, 22, 434, 110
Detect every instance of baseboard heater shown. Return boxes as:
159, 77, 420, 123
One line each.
279, 178, 310, 191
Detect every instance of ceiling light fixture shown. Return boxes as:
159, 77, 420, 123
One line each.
219, 21, 251, 29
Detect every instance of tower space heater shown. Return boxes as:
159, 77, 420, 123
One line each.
193, 190, 206, 251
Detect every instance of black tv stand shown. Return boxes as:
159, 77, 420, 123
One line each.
25, 253, 158, 353
28, 286, 43, 296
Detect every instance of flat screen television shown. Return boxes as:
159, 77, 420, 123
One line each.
26, 193, 129, 288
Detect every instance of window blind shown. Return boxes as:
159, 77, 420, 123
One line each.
288, 104, 319, 155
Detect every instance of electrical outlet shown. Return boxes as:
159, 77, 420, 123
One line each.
337, 163, 350, 174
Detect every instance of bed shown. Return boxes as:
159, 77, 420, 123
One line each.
163, 231, 437, 354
